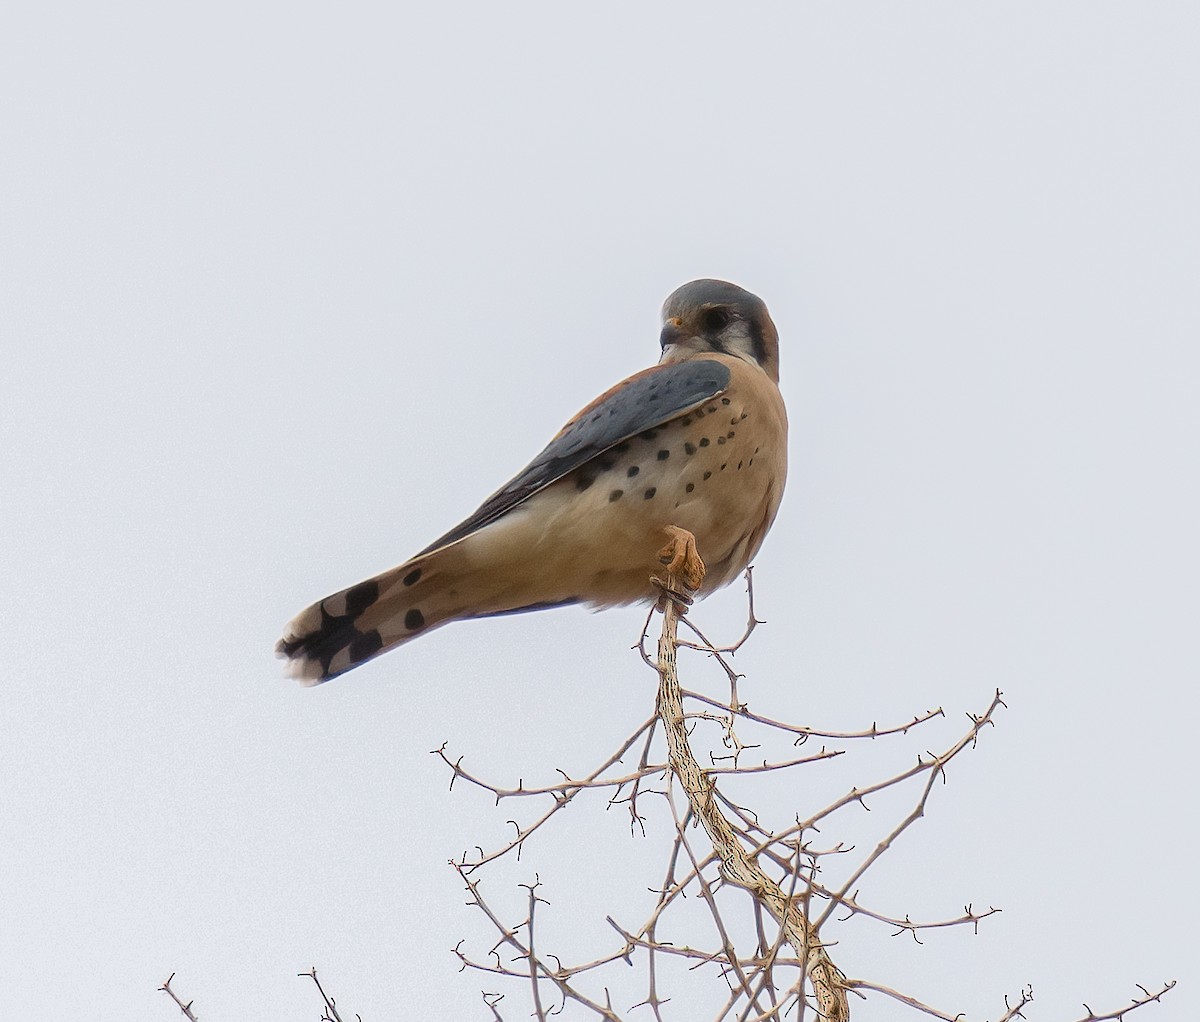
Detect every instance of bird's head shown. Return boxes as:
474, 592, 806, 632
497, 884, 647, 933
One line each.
659, 279, 780, 383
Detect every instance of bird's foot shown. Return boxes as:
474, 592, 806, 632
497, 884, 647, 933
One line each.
652, 525, 706, 610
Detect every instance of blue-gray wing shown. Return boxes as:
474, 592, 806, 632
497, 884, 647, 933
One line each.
419, 358, 731, 554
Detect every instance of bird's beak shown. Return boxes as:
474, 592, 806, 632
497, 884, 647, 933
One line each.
659, 317, 687, 350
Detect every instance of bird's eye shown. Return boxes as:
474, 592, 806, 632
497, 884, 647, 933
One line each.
701, 307, 730, 332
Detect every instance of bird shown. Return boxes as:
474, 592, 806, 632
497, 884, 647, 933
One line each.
276, 278, 788, 684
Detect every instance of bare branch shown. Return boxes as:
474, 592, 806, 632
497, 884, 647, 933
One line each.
653, 567, 850, 1021
815, 693, 1005, 933
681, 688, 946, 743
299, 967, 357, 1022
1073, 981, 1177, 1022
843, 976, 968, 1021
159, 974, 199, 1022
430, 548, 1171, 1022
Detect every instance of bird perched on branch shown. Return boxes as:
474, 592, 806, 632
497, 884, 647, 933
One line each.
277, 279, 788, 684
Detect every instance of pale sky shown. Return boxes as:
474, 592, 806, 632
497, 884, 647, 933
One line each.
2, 3, 1196, 1020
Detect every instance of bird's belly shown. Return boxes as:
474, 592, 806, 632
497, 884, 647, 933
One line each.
462, 392, 785, 608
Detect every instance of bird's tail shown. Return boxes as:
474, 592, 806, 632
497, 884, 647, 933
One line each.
275, 549, 461, 685
275, 536, 582, 684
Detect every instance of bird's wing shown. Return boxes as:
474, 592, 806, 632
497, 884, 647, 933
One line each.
419, 358, 732, 554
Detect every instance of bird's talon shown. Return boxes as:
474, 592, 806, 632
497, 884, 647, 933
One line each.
656, 525, 706, 595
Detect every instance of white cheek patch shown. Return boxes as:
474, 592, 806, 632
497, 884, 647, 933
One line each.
721, 324, 760, 365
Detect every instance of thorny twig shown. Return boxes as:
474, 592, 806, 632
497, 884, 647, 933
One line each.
300, 967, 360, 1022
434, 567, 1172, 1022
1074, 981, 1177, 1022
436, 717, 657, 872
653, 572, 849, 1021
159, 974, 199, 1021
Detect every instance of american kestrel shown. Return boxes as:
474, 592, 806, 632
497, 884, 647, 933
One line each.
277, 279, 787, 684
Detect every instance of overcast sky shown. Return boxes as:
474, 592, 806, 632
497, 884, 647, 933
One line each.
2, 3, 1196, 1020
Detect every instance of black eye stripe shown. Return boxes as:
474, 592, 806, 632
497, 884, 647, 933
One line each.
746, 316, 767, 364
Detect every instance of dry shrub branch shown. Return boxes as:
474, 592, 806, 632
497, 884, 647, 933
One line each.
161, 556, 1175, 1021
439, 558, 1174, 1022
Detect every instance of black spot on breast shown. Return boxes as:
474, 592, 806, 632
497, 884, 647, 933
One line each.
727, 430, 736, 439
405, 609, 425, 631
639, 429, 659, 441
615, 442, 631, 454
707, 404, 718, 413
349, 629, 383, 662
345, 580, 379, 617
703, 471, 712, 480
721, 397, 731, 405
609, 489, 624, 502
684, 442, 696, 455
699, 437, 710, 447
575, 471, 596, 491
686, 483, 695, 493
737, 461, 743, 470
720, 463, 727, 471
627, 465, 640, 477
657, 449, 670, 461
680, 416, 692, 427
718, 437, 726, 445
644, 487, 656, 500
597, 456, 617, 471
403, 568, 422, 587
